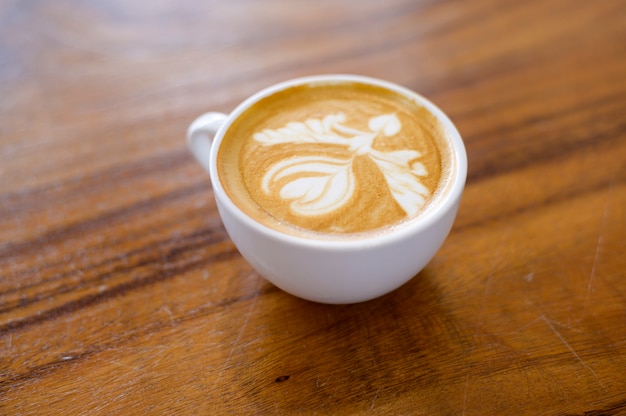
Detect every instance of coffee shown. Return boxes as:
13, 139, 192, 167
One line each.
217, 81, 454, 239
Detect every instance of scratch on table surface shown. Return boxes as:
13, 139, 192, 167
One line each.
541, 315, 605, 390
100, 346, 169, 375
369, 388, 380, 411
105, 358, 140, 372
215, 275, 261, 384
89, 383, 101, 409
474, 226, 511, 336
461, 372, 470, 416
160, 305, 175, 323
472, 316, 543, 337
583, 174, 614, 317
483, 226, 511, 302
316, 377, 329, 388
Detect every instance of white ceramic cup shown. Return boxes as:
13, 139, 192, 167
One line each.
187, 75, 467, 304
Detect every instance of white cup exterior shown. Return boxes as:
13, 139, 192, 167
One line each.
187, 75, 467, 304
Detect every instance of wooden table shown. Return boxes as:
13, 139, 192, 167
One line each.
1, 0, 625, 414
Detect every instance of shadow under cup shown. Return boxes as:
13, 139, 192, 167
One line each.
187, 75, 467, 304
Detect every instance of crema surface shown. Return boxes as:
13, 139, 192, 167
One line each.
218, 82, 453, 239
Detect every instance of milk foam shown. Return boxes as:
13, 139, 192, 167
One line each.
217, 82, 449, 237
255, 112, 430, 217
261, 155, 355, 216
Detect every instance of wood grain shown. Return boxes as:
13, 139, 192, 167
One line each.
1, 0, 625, 414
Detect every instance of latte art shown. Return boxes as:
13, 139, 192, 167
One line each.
255, 112, 430, 217
217, 82, 453, 238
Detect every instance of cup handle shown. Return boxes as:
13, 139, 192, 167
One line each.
186, 112, 228, 172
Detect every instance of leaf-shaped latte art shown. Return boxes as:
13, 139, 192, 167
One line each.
254, 114, 353, 147
256, 111, 431, 218
368, 114, 401, 136
369, 150, 430, 216
262, 156, 355, 216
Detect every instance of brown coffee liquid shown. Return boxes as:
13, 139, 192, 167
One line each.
218, 81, 453, 239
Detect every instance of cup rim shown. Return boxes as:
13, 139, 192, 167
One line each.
208, 74, 467, 250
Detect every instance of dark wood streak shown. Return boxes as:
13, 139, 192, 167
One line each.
0, 283, 280, 391
0, 245, 239, 337
0, 180, 211, 259
455, 170, 623, 234
469, 89, 626, 142
564, 399, 626, 416
466, 103, 626, 182
0, 227, 229, 313
0, 149, 194, 217
0, 208, 219, 286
